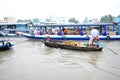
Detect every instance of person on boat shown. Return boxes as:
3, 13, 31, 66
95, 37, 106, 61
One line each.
77, 29, 81, 35
48, 29, 53, 35
36, 29, 40, 35
62, 27, 67, 35
54, 29, 58, 35
42, 29, 47, 35
30, 31, 35, 35
34, 29, 38, 35
89, 27, 99, 46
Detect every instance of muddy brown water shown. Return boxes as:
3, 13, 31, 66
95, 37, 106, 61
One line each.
0, 37, 120, 80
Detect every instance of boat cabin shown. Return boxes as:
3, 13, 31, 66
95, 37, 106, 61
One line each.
0, 22, 32, 36
34, 22, 118, 36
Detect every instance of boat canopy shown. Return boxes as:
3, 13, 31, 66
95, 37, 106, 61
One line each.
0, 22, 29, 26
38, 23, 115, 27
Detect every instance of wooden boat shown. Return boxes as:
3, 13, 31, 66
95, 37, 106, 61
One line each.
0, 40, 14, 51
43, 40, 103, 51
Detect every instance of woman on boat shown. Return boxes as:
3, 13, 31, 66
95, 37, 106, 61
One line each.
89, 27, 99, 46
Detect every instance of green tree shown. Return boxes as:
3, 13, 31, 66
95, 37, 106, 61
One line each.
100, 14, 114, 23
68, 17, 79, 23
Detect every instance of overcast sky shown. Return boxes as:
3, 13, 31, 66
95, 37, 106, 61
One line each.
0, 0, 120, 22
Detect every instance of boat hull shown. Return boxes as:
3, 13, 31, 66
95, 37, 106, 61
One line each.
44, 40, 103, 51
23, 33, 120, 40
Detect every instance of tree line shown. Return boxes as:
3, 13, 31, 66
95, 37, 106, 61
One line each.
68, 14, 120, 23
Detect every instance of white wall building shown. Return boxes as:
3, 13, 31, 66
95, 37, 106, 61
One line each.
48, 16, 69, 24
4, 17, 16, 23
33, 16, 69, 25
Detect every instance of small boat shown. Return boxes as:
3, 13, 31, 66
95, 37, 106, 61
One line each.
0, 40, 14, 51
43, 40, 103, 51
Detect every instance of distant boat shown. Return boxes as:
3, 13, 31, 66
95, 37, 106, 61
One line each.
0, 30, 17, 37
0, 40, 14, 51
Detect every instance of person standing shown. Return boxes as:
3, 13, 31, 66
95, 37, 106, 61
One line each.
89, 27, 99, 46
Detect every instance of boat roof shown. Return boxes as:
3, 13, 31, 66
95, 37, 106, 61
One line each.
0, 22, 29, 26
38, 23, 115, 27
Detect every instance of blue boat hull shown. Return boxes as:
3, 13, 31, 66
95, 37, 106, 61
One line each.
0, 41, 14, 51
23, 33, 120, 41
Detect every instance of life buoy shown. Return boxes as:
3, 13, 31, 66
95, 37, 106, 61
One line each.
62, 35, 66, 40
106, 36, 111, 40
86, 35, 90, 39
6, 42, 11, 48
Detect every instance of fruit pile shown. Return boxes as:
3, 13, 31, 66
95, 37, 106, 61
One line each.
63, 40, 82, 47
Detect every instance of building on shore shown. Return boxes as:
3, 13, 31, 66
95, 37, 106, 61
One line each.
4, 17, 16, 23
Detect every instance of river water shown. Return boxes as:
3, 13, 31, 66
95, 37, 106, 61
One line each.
0, 37, 120, 80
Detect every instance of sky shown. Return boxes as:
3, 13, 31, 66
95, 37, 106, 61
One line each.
0, 0, 120, 22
